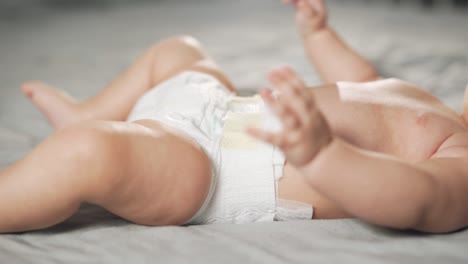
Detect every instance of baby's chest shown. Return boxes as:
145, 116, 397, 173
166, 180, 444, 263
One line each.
343, 104, 464, 162
323, 81, 463, 161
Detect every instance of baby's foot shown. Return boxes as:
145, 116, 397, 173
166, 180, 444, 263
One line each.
21, 82, 88, 129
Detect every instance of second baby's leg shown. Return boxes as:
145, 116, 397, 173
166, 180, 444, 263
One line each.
0, 119, 212, 233
22, 36, 236, 129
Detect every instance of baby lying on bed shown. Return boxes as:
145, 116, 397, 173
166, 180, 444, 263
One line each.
1, 0, 467, 233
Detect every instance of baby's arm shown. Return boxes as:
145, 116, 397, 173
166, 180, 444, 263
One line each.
249, 66, 468, 233
304, 139, 468, 233
284, 0, 379, 83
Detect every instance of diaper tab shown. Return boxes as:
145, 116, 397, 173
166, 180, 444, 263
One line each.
274, 199, 314, 221
221, 112, 263, 150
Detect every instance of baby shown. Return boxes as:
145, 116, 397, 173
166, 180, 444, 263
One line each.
1, 0, 468, 233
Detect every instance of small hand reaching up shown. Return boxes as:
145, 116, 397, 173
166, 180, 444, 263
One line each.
283, 0, 328, 38
247, 66, 333, 168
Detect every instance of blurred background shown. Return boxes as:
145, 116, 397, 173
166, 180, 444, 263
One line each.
0, 0, 467, 167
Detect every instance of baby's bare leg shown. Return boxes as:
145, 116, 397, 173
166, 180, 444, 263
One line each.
22, 36, 235, 129
0, 120, 211, 233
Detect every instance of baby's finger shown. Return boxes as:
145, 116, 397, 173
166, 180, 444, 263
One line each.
282, 113, 300, 130
272, 70, 311, 125
260, 89, 299, 130
267, 71, 305, 113
246, 127, 286, 148
246, 127, 271, 142
297, 0, 317, 17
260, 89, 287, 118
283, 92, 311, 126
309, 0, 326, 14
268, 68, 298, 96
278, 66, 307, 97
276, 66, 318, 113
259, 88, 275, 104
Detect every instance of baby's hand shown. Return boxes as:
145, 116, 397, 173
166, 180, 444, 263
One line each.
247, 66, 333, 168
283, 0, 328, 38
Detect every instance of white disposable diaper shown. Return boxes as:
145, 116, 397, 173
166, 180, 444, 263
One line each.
127, 71, 313, 224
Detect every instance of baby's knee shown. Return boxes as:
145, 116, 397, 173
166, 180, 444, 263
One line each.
156, 35, 203, 51
148, 35, 205, 61
53, 121, 129, 189
55, 121, 124, 161
26, 121, 128, 204
148, 36, 209, 85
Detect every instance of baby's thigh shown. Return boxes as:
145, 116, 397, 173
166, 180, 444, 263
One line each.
95, 119, 212, 226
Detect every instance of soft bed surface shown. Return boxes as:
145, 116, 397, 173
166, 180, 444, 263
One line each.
1, 0, 467, 263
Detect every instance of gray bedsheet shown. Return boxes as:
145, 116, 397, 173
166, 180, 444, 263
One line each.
1, 0, 468, 263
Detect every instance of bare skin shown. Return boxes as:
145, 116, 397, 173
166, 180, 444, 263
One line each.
249, 0, 468, 232
1, 0, 467, 234
1, 36, 234, 233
